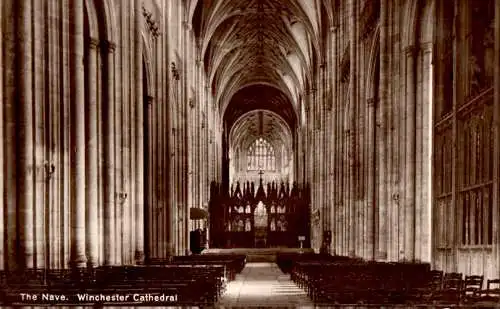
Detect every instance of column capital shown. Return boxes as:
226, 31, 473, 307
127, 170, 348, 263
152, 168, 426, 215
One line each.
419, 42, 433, 52
88, 37, 99, 49
403, 45, 416, 56
102, 40, 116, 53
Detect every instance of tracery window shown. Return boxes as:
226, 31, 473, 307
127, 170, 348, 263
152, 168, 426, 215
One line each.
247, 137, 276, 171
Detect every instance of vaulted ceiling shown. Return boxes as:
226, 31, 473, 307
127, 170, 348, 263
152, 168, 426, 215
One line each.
224, 85, 296, 132
230, 110, 292, 156
190, 0, 333, 151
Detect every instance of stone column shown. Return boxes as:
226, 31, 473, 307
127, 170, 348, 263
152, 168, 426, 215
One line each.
348, 0, 357, 257
114, 38, 123, 265
46, 0, 59, 268
145, 95, 153, 259
493, 0, 500, 277
330, 26, 340, 254
388, 4, 398, 262
320, 65, 327, 235
404, 45, 416, 261
85, 38, 99, 267
329, 27, 336, 254
70, 0, 87, 268
366, 98, 376, 259
0, 0, 3, 269
103, 40, 116, 265
172, 80, 179, 256
33, 0, 46, 270
320, 61, 329, 240
418, 42, 433, 263
18, 0, 34, 269
134, 0, 144, 264
377, 0, 389, 260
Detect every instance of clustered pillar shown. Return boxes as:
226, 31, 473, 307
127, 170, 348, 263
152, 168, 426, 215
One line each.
134, 0, 145, 265
85, 38, 99, 267
18, 0, 35, 270
103, 40, 116, 266
306, 0, 434, 263
70, 0, 87, 268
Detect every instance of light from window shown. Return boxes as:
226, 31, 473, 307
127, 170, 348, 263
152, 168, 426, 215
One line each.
247, 137, 276, 171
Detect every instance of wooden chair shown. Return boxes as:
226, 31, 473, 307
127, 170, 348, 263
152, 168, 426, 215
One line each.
404, 269, 442, 304
433, 272, 462, 305
473, 278, 500, 305
462, 275, 484, 303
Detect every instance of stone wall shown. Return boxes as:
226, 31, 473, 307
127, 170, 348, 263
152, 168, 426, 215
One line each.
0, 0, 221, 270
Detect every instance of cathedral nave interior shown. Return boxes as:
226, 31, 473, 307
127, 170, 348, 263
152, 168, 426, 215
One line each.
0, 0, 500, 306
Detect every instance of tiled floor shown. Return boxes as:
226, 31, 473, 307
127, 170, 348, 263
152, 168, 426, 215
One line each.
216, 262, 314, 308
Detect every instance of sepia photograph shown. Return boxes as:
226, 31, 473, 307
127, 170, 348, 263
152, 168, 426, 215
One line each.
0, 0, 499, 307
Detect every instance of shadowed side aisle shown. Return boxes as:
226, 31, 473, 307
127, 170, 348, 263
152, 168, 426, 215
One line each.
216, 262, 313, 307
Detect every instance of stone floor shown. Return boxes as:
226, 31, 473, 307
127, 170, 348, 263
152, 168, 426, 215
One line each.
216, 262, 314, 308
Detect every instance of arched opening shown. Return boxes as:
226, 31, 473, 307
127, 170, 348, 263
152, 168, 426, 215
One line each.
254, 201, 268, 248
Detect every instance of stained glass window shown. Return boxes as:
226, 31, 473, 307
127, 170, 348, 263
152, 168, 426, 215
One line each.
247, 137, 276, 171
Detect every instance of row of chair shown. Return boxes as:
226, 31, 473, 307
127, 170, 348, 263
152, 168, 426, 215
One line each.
0, 253, 247, 306
1, 266, 221, 306
284, 253, 500, 305
149, 253, 246, 280
415, 271, 500, 305
277, 252, 354, 274
292, 260, 431, 304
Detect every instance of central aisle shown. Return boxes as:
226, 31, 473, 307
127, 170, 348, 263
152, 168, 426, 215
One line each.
216, 262, 314, 307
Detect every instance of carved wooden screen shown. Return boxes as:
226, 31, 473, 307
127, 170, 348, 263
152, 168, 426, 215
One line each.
215, 180, 309, 248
